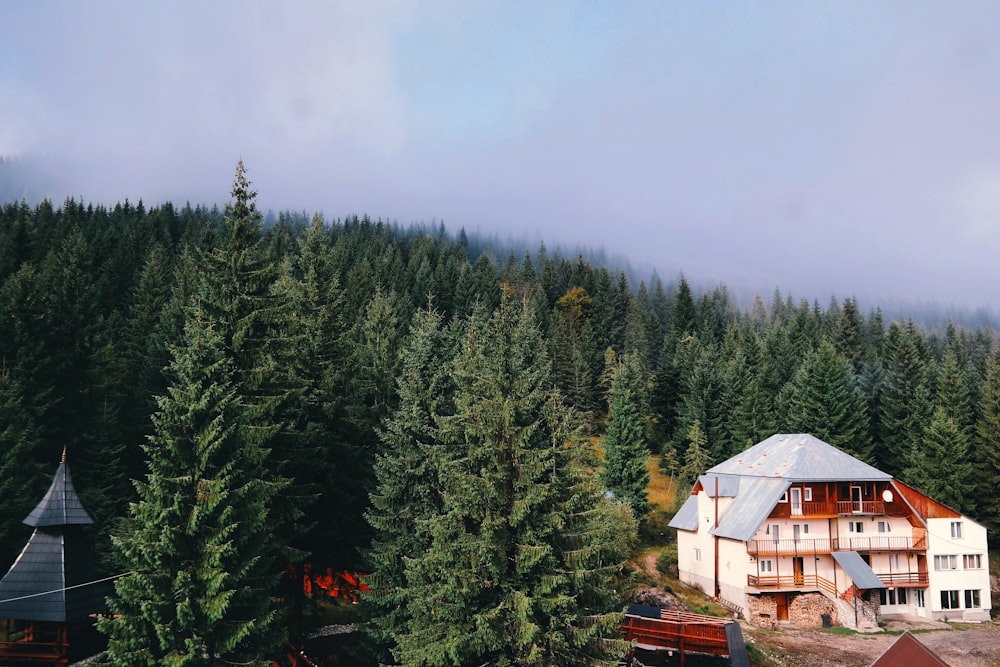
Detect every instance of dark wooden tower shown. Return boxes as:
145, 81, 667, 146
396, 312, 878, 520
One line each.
0, 448, 111, 665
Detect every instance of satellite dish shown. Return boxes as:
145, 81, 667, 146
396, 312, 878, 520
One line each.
882, 489, 893, 503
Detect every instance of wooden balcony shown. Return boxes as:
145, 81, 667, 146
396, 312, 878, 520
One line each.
836, 500, 885, 515
748, 574, 837, 597
748, 535, 925, 556
877, 571, 929, 587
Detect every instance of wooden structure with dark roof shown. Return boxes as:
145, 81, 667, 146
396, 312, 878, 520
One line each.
0, 449, 111, 665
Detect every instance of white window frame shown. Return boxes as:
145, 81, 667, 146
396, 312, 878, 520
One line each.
849, 521, 863, 533
965, 589, 981, 608
963, 554, 982, 569
778, 491, 788, 503
951, 521, 963, 539
694, 548, 701, 562
941, 589, 960, 609
916, 589, 925, 608
760, 559, 773, 573
934, 555, 958, 571
877, 520, 891, 533
804, 487, 813, 502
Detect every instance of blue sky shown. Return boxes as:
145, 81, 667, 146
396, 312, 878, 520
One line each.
3, 1, 1000, 310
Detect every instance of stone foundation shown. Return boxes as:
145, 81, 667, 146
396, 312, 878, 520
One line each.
745, 593, 839, 628
746, 594, 778, 627
789, 592, 838, 627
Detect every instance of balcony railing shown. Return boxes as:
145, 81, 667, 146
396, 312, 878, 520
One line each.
877, 571, 929, 586
748, 535, 924, 556
748, 574, 837, 598
836, 500, 885, 515
749, 571, 927, 594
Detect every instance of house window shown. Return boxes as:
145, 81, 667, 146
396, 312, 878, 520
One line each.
767, 524, 780, 540
890, 554, 901, 570
951, 521, 963, 539
778, 491, 788, 503
916, 589, 925, 608
694, 548, 701, 562
848, 521, 863, 533
941, 590, 960, 609
934, 555, 958, 570
760, 559, 773, 573
879, 588, 908, 606
963, 554, 982, 569
804, 487, 813, 501
965, 590, 981, 608
877, 521, 891, 533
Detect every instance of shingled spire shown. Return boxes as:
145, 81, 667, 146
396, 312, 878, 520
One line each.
22, 447, 93, 528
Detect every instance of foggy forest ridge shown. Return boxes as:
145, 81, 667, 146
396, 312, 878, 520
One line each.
1, 153, 997, 334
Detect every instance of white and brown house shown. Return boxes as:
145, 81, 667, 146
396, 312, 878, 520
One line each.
669, 434, 991, 629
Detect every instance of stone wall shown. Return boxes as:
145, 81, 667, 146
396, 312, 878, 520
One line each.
745, 592, 839, 628
788, 592, 838, 627
745, 594, 777, 628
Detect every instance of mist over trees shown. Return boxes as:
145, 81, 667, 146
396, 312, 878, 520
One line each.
1, 165, 999, 662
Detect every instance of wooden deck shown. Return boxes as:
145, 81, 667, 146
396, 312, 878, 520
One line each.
622, 607, 748, 665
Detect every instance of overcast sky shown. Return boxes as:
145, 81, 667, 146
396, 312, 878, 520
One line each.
3, 1, 1000, 310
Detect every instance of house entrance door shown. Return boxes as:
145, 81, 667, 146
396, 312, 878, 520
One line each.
851, 485, 863, 513
793, 557, 804, 585
775, 593, 789, 621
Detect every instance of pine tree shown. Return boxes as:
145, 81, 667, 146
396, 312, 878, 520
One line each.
100, 310, 283, 666
0, 367, 45, 569
878, 322, 932, 475
389, 294, 634, 666
680, 419, 711, 489
364, 307, 457, 663
783, 340, 872, 461
975, 351, 1000, 535
600, 354, 650, 520
904, 405, 975, 513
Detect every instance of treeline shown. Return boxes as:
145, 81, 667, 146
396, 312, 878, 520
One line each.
1, 165, 999, 662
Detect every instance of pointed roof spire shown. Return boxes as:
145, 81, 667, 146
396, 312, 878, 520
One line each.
23, 448, 93, 527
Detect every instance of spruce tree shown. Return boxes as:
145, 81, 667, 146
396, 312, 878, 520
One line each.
600, 354, 650, 520
975, 350, 1000, 535
389, 294, 634, 666
783, 340, 872, 461
364, 307, 457, 663
878, 322, 932, 475
100, 310, 283, 666
904, 406, 975, 513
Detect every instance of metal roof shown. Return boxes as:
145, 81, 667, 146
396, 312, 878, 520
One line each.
710, 475, 790, 541
668, 495, 699, 531
832, 551, 885, 590
698, 474, 740, 497
0, 527, 108, 621
23, 451, 93, 527
707, 434, 890, 482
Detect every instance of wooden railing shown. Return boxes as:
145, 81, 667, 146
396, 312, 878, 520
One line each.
877, 571, 929, 586
748, 574, 837, 598
787, 501, 838, 517
621, 610, 731, 657
748, 535, 924, 556
836, 500, 885, 515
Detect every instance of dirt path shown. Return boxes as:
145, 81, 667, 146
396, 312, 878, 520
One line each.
747, 619, 1000, 666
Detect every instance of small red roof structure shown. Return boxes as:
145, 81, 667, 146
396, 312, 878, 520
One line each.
870, 630, 950, 667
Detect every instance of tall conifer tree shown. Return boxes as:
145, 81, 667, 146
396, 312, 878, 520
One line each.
387, 294, 634, 666
600, 354, 650, 520
101, 310, 283, 665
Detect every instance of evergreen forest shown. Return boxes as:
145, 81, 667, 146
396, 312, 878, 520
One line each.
1, 162, 999, 665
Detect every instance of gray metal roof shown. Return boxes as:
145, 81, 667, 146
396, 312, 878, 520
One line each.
0, 527, 109, 621
698, 474, 739, 497
707, 434, 890, 482
832, 551, 885, 590
668, 495, 699, 531
23, 453, 93, 527
710, 475, 790, 541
